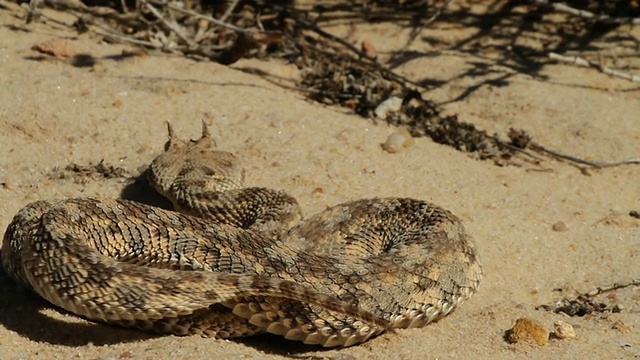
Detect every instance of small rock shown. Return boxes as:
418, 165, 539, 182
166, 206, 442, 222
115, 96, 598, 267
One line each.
361, 39, 376, 58
119, 350, 134, 359
552, 221, 568, 232
90, 63, 105, 73
506, 317, 549, 346
374, 96, 403, 119
382, 133, 405, 153
381, 127, 414, 154
553, 320, 576, 339
121, 47, 147, 57
32, 38, 75, 58
398, 127, 415, 148
334, 354, 356, 360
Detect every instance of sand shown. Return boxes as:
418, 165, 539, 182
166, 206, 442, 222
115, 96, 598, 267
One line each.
0, 2, 638, 359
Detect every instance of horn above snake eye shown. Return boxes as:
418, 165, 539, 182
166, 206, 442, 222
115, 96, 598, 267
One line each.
164, 121, 176, 151
195, 120, 217, 147
201, 119, 211, 138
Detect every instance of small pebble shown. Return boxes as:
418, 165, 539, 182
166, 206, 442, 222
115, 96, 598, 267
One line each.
361, 39, 377, 58
121, 47, 147, 57
90, 63, 105, 73
374, 96, 403, 119
397, 127, 415, 147
506, 317, 549, 346
31, 38, 75, 58
552, 221, 568, 232
119, 350, 134, 359
553, 320, 576, 339
333, 354, 356, 360
382, 133, 405, 153
381, 127, 414, 154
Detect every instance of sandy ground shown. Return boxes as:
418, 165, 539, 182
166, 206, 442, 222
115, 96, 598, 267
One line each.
1, 2, 639, 359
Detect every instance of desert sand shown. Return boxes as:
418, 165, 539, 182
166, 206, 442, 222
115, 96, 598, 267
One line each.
0, 2, 639, 359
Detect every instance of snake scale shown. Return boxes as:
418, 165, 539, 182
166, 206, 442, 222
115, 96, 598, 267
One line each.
1, 122, 483, 347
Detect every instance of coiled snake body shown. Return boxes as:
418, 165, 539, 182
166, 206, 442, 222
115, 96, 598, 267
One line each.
2, 123, 482, 347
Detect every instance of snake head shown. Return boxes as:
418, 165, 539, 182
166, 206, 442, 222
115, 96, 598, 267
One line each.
150, 121, 245, 200
164, 120, 217, 152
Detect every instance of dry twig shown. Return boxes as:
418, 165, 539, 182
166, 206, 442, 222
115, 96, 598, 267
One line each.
93, 25, 159, 48
530, 142, 640, 168
163, 2, 249, 34
581, 279, 640, 299
142, 1, 196, 49
532, 0, 640, 25
218, 0, 239, 23
538, 278, 640, 316
549, 52, 640, 83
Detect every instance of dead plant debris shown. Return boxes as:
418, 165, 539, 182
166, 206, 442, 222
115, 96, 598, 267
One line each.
12, 0, 640, 169
49, 160, 132, 184
299, 49, 517, 162
537, 279, 639, 317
